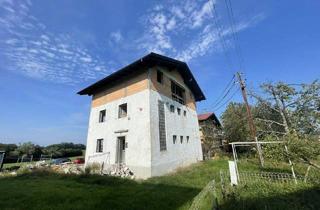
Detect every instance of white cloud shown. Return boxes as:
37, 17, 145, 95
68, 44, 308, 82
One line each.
0, 0, 112, 84
166, 17, 176, 30
137, 0, 265, 62
110, 31, 123, 43
191, 0, 213, 28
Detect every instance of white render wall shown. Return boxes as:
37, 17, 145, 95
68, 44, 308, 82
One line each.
85, 89, 152, 179
85, 88, 203, 179
149, 90, 203, 177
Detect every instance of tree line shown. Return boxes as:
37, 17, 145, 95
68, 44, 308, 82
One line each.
0, 142, 85, 163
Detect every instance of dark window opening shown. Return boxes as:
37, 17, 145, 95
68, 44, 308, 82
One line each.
157, 70, 163, 84
171, 81, 185, 104
173, 135, 177, 144
99, 109, 106, 123
170, 105, 175, 113
187, 136, 189, 143
96, 139, 103, 153
118, 103, 127, 118
183, 110, 186, 116
177, 108, 181, 115
180, 136, 183, 144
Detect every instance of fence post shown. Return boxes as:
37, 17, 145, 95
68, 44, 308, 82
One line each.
284, 145, 297, 184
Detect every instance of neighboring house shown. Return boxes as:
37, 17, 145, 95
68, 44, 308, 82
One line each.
198, 112, 222, 159
78, 52, 206, 179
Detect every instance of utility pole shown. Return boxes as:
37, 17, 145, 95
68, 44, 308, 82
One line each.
236, 72, 264, 167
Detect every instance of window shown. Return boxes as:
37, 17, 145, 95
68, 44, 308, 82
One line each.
158, 100, 167, 151
157, 70, 163, 84
189, 91, 193, 99
173, 135, 177, 144
118, 103, 127, 118
170, 105, 175, 113
177, 108, 181, 115
183, 110, 186, 117
96, 139, 103, 153
99, 109, 106, 123
180, 136, 183, 144
171, 80, 185, 104
187, 136, 189, 143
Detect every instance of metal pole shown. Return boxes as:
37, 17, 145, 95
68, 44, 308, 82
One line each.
284, 145, 297, 184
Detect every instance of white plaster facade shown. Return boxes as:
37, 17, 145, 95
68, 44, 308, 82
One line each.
82, 54, 204, 179
85, 87, 203, 179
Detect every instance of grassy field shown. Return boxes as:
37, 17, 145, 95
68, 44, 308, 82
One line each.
0, 158, 319, 210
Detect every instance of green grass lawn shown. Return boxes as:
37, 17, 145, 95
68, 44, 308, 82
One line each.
0, 158, 319, 210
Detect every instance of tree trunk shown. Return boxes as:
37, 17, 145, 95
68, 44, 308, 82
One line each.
270, 86, 290, 134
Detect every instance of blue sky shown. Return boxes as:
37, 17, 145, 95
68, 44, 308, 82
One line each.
0, 0, 319, 145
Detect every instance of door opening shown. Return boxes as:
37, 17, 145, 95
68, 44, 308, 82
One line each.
116, 136, 126, 164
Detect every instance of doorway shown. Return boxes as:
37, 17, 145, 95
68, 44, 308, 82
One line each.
116, 136, 126, 164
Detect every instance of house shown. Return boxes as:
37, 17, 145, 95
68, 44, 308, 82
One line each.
78, 52, 205, 179
198, 112, 222, 159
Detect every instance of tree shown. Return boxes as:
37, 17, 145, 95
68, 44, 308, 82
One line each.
200, 119, 222, 159
14, 142, 37, 156
0, 143, 18, 154
293, 81, 320, 136
43, 142, 85, 158
250, 80, 320, 137
221, 102, 250, 143
264, 134, 320, 171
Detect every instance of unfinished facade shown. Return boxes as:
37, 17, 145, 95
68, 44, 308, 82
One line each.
198, 112, 222, 159
78, 53, 206, 179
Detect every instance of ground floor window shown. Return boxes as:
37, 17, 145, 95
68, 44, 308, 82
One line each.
96, 139, 103, 153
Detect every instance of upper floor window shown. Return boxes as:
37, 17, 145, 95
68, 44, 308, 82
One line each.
99, 109, 106, 123
170, 105, 175, 113
171, 81, 185, 104
96, 139, 104, 153
186, 136, 190, 143
173, 135, 177, 144
180, 136, 183, 144
183, 110, 187, 117
177, 108, 181, 115
118, 103, 127, 118
157, 70, 163, 84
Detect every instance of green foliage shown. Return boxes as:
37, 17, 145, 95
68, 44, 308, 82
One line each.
0, 143, 17, 154
43, 142, 84, 158
293, 80, 320, 135
221, 102, 250, 142
264, 134, 320, 170
1, 142, 85, 164
15, 142, 36, 156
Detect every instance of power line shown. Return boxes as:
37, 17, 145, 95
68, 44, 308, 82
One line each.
224, 0, 246, 71
209, 0, 236, 70
212, 82, 237, 109
213, 88, 240, 111
211, 74, 236, 108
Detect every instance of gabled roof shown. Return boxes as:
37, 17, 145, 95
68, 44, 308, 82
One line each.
198, 112, 221, 126
77, 52, 206, 102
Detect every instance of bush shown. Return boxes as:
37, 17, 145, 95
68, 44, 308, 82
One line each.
85, 163, 101, 175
